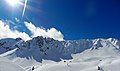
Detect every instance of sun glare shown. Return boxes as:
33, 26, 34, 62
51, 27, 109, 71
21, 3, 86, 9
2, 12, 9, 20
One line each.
6, 0, 20, 6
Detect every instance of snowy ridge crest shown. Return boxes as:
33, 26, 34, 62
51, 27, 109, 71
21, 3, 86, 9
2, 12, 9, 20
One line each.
0, 37, 120, 62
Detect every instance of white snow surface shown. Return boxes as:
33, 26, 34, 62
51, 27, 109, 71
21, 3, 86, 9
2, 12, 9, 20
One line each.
0, 37, 120, 71
0, 61, 25, 71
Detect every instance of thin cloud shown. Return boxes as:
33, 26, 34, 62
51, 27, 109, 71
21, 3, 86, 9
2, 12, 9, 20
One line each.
15, 18, 20, 23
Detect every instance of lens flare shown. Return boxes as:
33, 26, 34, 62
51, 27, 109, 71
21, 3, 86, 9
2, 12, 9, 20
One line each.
6, 0, 20, 6
22, 0, 28, 18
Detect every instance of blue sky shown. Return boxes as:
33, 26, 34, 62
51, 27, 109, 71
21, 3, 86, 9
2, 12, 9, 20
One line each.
0, 0, 120, 40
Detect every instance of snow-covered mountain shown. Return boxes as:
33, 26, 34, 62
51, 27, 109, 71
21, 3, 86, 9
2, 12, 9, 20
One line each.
1, 37, 120, 71
0, 38, 22, 54
1, 37, 120, 61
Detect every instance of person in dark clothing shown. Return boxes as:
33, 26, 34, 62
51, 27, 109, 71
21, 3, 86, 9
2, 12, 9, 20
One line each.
98, 66, 101, 70
32, 66, 34, 70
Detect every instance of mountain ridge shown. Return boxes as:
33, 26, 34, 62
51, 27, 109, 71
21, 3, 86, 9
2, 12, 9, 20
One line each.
0, 36, 120, 62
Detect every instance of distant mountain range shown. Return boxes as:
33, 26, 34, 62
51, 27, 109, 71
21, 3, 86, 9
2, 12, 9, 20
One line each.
0, 36, 120, 62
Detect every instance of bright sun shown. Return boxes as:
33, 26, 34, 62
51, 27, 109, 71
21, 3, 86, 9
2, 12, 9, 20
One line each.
6, 0, 20, 6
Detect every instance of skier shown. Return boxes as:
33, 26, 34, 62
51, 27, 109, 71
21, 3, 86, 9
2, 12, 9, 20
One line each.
32, 66, 34, 70
98, 66, 101, 70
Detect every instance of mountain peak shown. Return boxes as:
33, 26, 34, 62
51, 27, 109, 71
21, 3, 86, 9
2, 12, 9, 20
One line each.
0, 37, 120, 62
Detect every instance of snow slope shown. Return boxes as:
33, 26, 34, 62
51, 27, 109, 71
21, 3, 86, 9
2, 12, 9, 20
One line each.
34, 57, 120, 71
0, 61, 25, 71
